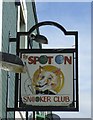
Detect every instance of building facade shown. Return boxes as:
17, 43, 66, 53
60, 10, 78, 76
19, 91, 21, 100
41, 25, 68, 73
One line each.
0, 0, 40, 119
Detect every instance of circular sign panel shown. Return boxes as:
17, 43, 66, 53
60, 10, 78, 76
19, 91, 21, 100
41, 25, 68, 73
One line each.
45, 113, 60, 120
32, 65, 64, 94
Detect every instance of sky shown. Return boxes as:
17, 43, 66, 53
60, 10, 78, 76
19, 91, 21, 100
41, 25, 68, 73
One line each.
35, 1, 91, 118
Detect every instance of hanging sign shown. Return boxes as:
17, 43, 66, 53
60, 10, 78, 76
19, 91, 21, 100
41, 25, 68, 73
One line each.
20, 50, 74, 107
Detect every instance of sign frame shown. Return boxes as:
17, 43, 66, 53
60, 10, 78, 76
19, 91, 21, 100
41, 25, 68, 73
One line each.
12, 21, 79, 112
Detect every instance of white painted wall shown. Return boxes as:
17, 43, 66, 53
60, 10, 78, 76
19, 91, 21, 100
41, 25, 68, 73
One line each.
0, 0, 2, 51
0, 1, 3, 118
